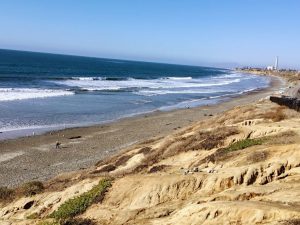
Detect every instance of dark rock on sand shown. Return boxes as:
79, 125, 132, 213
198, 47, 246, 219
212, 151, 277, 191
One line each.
270, 96, 300, 111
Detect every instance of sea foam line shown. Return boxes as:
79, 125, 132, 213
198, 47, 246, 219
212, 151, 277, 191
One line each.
0, 88, 74, 102
51, 76, 242, 92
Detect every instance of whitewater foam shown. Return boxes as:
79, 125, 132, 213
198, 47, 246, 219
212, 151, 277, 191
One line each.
163, 76, 193, 80
135, 89, 223, 96
71, 77, 101, 81
0, 88, 74, 101
51, 76, 242, 93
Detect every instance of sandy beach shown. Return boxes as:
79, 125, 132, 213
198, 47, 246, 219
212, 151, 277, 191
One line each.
0, 75, 284, 187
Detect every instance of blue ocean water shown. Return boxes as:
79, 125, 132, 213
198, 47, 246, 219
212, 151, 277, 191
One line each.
0, 49, 270, 138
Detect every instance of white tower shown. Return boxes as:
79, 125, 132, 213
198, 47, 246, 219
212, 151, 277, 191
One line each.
275, 56, 278, 70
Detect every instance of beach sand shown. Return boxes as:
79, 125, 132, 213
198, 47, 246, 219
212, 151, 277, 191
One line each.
0, 75, 285, 187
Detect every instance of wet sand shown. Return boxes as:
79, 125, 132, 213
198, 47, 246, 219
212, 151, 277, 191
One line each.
0, 75, 285, 187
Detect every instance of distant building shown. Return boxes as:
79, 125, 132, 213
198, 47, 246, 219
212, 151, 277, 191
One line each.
275, 56, 279, 70
266, 56, 279, 71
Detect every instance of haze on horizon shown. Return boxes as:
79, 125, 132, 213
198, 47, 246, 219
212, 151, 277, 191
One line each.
0, 0, 299, 69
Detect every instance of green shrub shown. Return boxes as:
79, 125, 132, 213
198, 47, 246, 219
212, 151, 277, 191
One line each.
223, 138, 264, 152
50, 179, 111, 220
0, 186, 15, 201
21, 181, 44, 196
27, 212, 39, 219
37, 220, 60, 225
60, 218, 96, 225
38, 218, 95, 225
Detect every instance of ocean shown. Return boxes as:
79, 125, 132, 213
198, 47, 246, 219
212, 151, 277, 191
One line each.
0, 49, 270, 139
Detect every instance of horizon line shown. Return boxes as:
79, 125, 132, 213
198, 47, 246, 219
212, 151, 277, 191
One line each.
0, 48, 229, 70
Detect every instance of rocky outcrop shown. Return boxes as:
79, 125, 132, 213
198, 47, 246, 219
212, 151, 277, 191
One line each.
270, 96, 300, 111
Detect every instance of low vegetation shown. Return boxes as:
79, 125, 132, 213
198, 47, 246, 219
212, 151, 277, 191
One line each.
0, 181, 44, 204
27, 212, 39, 219
128, 127, 240, 173
38, 218, 96, 225
264, 106, 286, 122
196, 138, 265, 165
222, 138, 264, 152
50, 178, 111, 220
0, 186, 15, 202
21, 181, 44, 196
95, 164, 117, 173
282, 219, 300, 225
177, 127, 239, 152
149, 165, 169, 173
95, 127, 240, 175
61, 218, 96, 225
265, 130, 298, 145
246, 150, 268, 163
137, 146, 152, 154
37, 220, 60, 225
115, 155, 132, 166
161, 127, 239, 158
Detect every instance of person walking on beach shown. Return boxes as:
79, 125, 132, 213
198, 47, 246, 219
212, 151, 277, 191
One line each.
55, 141, 61, 149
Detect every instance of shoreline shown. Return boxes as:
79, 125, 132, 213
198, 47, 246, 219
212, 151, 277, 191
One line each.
0, 75, 285, 187
0, 72, 276, 141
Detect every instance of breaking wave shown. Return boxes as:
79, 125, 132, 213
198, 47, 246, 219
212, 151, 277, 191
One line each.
0, 88, 74, 102
50, 75, 242, 95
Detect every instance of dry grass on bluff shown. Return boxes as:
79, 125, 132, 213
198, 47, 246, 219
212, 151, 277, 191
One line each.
0, 186, 15, 202
195, 137, 265, 165
131, 127, 240, 174
281, 219, 300, 225
91, 126, 240, 176
264, 130, 298, 145
214, 104, 292, 126
0, 181, 44, 204
157, 126, 239, 157
263, 106, 286, 122
20, 181, 44, 196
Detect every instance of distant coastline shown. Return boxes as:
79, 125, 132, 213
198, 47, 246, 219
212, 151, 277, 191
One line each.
236, 67, 300, 83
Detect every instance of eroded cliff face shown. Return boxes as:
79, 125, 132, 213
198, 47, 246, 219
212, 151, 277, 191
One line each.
1, 99, 300, 225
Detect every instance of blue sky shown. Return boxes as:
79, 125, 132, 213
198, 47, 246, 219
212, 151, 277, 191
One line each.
0, 0, 299, 68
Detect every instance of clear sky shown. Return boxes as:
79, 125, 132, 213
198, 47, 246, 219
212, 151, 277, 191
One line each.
0, 0, 299, 68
